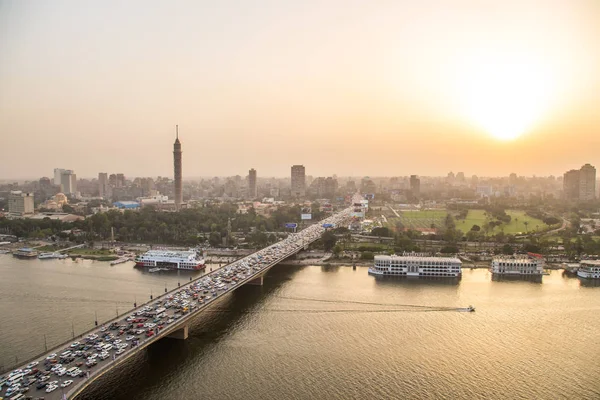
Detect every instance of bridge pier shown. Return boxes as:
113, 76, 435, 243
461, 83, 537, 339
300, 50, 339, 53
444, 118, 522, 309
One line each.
166, 324, 189, 340
245, 275, 264, 286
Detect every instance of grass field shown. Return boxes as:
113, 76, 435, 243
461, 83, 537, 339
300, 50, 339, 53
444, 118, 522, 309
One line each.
397, 210, 448, 231
456, 210, 546, 235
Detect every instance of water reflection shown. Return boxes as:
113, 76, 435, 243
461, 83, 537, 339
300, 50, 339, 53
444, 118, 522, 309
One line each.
578, 278, 600, 288
371, 275, 460, 287
491, 274, 543, 283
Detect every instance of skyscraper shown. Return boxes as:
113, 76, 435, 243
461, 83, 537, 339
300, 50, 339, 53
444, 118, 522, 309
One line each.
579, 164, 596, 201
60, 170, 77, 195
563, 164, 596, 201
248, 168, 257, 199
291, 165, 306, 198
410, 175, 421, 196
98, 173, 108, 198
173, 125, 183, 209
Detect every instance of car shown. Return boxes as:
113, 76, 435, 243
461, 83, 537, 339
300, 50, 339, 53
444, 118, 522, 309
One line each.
70, 341, 80, 348
115, 348, 126, 355
36, 382, 48, 390
48, 380, 58, 387
61, 380, 73, 388
99, 352, 109, 360
46, 354, 57, 360
46, 384, 58, 393
26, 361, 39, 369
125, 335, 135, 341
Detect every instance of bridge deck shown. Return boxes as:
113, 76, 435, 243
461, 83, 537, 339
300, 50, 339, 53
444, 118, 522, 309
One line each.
1, 209, 351, 400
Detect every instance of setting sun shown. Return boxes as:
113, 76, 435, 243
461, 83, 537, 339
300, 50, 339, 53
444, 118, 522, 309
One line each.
455, 49, 557, 141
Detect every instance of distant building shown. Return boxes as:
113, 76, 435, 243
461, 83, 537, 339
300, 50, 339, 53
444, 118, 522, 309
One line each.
8, 191, 34, 215
53, 168, 65, 185
98, 172, 108, 198
410, 175, 420, 196
248, 168, 257, 199
60, 170, 77, 195
113, 201, 140, 209
173, 125, 183, 209
579, 164, 596, 201
291, 165, 306, 198
116, 173, 126, 188
563, 164, 596, 201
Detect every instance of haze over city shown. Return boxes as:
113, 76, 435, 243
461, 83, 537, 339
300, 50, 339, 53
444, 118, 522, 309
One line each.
1, 0, 599, 179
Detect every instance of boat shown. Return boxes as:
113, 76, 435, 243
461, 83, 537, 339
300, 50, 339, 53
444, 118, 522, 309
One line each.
110, 257, 130, 266
577, 260, 600, 279
467, 305, 475, 312
368, 253, 462, 278
491, 253, 545, 276
134, 249, 206, 270
13, 248, 39, 259
0, 249, 10, 254
148, 267, 161, 273
38, 252, 68, 259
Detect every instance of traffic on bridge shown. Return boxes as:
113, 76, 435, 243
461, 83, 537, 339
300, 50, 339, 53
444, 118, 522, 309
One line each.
0, 208, 353, 400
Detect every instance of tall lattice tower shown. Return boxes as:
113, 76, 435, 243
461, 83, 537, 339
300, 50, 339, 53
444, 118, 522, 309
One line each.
173, 125, 183, 210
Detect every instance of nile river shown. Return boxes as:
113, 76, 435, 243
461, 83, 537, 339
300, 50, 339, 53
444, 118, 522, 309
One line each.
1, 255, 599, 399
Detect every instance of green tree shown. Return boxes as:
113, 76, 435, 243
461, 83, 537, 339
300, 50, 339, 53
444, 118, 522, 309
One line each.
321, 231, 337, 252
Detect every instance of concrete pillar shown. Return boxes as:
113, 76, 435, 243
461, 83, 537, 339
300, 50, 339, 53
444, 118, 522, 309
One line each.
245, 275, 264, 286
166, 324, 189, 340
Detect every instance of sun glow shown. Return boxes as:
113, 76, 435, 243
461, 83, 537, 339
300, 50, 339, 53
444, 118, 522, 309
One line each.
455, 50, 556, 140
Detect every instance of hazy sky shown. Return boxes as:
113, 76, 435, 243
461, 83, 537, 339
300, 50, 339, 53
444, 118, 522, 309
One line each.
1, 0, 599, 179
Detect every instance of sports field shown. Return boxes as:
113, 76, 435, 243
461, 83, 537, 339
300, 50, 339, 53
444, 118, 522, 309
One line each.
397, 210, 447, 231
455, 210, 546, 235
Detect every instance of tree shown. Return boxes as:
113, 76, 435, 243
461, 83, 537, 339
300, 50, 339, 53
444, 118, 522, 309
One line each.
332, 244, 342, 258
371, 227, 391, 237
471, 225, 481, 232
501, 244, 514, 255
321, 231, 337, 252
208, 232, 221, 247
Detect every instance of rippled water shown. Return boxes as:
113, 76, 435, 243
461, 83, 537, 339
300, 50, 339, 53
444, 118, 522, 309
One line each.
1, 255, 599, 399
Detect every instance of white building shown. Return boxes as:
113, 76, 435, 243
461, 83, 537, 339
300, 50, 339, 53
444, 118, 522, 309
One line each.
8, 191, 35, 215
60, 170, 77, 194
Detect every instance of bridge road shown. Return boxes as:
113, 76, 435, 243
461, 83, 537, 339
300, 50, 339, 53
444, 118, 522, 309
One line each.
1, 208, 353, 400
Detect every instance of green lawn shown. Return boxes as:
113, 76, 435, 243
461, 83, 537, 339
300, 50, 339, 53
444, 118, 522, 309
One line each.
398, 210, 448, 230
456, 210, 546, 235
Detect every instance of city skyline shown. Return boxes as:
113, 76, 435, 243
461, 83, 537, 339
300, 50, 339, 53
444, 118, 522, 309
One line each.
1, 1, 599, 179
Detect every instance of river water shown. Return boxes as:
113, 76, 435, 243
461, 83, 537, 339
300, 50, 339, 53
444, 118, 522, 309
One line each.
1, 255, 599, 399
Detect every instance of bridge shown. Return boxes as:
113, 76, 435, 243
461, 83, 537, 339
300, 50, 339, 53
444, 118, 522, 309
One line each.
1, 208, 353, 400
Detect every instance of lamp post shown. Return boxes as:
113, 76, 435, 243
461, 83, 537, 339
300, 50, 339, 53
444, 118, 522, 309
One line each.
94, 311, 98, 327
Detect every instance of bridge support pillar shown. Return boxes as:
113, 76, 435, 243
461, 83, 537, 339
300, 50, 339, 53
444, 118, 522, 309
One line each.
166, 324, 189, 340
245, 275, 264, 286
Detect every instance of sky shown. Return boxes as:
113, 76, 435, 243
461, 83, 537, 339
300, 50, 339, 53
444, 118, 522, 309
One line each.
0, 0, 599, 179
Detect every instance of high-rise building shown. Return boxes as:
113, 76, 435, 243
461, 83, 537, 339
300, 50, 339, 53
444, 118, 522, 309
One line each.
98, 173, 108, 198
248, 168, 257, 199
173, 125, 183, 209
563, 170, 579, 200
60, 170, 77, 195
563, 164, 597, 201
410, 175, 420, 196
116, 173, 126, 188
579, 164, 596, 201
54, 168, 66, 185
291, 165, 306, 198
8, 191, 34, 215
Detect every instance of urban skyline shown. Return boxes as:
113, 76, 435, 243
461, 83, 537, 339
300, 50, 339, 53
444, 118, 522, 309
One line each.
1, 1, 599, 179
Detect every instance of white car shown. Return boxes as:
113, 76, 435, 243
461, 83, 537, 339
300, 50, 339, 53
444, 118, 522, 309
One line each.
125, 335, 135, 341
70, 341, 80, 348
61, 380, 73, 387
46, 384, 58, 393
115, 348, 126, 355
26, 361, 39, 369
46, 353, 57, 360
99, 352, 110, 360
56, 368, 67, 376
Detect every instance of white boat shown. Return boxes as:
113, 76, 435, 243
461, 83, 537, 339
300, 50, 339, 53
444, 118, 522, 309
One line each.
577, 260, 600, 279
38, 252, 68, 259
135, 249, 205, 270
369, 253, 462, 278
491, 253, 545, 276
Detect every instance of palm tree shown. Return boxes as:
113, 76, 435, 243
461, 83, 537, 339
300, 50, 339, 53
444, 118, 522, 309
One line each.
524, 221, 529, 233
